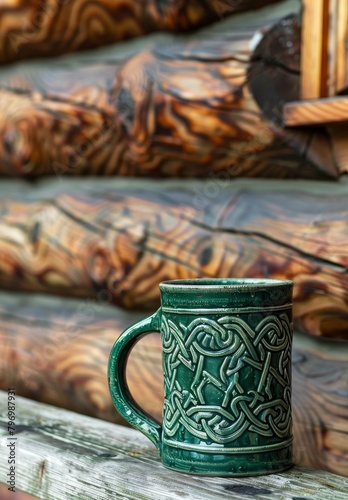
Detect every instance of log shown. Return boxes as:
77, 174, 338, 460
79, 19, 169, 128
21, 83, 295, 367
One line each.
0, 180, 348, 338
0, 295, 147, 423
0, 15, 339, 179
292, 344, 348, 477
0, 0, 281, 64
0, 295, 347, 476
1, 395, 348, 500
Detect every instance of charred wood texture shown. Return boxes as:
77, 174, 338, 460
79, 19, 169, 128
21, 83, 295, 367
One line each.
0, 0, 281, 64
0, 16, 339, 179
0, 297, 347, 476
0, 184, 347, 339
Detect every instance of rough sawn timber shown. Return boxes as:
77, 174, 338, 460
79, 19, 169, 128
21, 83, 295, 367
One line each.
0, 15, 338, 179
0, 394, 347, 500
0, 181, 348, 339
0, 293, 347, 476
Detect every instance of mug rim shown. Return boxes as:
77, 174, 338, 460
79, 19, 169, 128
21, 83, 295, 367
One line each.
159, 278, 293, 291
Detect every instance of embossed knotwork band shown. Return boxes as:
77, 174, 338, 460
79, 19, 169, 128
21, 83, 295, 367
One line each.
162, 313, 292, 453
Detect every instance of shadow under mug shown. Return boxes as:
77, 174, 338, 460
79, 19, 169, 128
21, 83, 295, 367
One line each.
108, 278, 293, 476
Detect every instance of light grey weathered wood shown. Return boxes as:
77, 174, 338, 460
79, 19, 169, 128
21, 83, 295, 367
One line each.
0, 394, 347, 499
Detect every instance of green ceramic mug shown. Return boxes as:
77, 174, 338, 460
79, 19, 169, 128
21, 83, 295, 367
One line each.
108, 278, 293, 476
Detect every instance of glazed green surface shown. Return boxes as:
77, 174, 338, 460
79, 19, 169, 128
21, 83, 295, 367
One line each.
109, 278, 293, 476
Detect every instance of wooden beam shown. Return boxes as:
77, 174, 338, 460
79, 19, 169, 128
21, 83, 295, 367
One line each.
300, 0, 329, 99
0, 394, 347, 500
328, 0, 340, 95
335, 0, 348, 93
326, 0, 348, 96
283, 96, 348, 126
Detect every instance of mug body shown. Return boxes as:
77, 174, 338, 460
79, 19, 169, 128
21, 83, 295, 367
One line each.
159, 278, 293, 476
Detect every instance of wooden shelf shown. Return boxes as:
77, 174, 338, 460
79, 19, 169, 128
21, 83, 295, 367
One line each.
283, 96, 348, 126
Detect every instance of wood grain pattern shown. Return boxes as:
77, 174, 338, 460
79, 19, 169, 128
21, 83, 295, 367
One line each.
0, 294, 347, 476
0, 16, 339, 180
326, 0, 348, 96
0, 183, 348, 338
0, 299, 147, 423
328, 0, 339, 96
331, 0, 348, 94
283, 97, 348, 126
0, 0, 281, 64
300, 0, 329, 99
0, 394, 347, 499
293, 347, 348, 476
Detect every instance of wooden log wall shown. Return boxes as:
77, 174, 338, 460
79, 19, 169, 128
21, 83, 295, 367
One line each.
0, 1, 347, 487
0, 0, 281, 64
0, 296, 146, 423
0, 180, 347, 339
0, 294, 347, 476
0, 15, 339, 179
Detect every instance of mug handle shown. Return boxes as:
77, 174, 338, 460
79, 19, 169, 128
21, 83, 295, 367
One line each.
108, 309, 162, 453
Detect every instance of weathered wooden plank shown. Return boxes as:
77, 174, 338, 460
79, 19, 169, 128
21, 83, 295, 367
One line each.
0, 293, 347, 475
0, 0, 283, 64
0, 394, 347, 500
283, 97, 348, 126
0, 182, 348, 338
300, 0, 329, 99
0, 14, 338, 180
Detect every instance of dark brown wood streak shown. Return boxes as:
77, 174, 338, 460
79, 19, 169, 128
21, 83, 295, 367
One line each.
0, 183, 347, 339
293, 347, 348, 476
0, 0, 281, 63
0, 16, 339, 179
0, 296, 347, 476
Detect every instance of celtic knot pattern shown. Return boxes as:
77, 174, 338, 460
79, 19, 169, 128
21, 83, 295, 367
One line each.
162, 313, 292, 449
